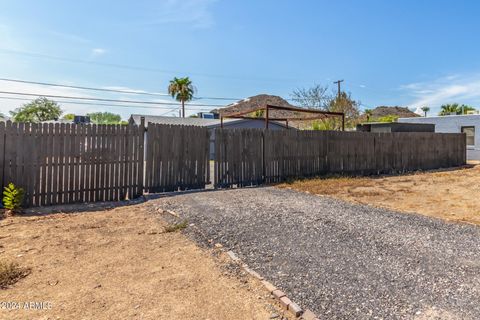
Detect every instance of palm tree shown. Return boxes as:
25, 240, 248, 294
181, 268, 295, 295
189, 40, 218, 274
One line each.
168, 77, 195, 118
420, 106, 430, 117
439, 103, 460, 116
459, 104, 476, 114
439, 103, 476, 115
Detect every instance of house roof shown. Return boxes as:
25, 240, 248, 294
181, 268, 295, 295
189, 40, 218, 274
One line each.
399, 114, 480, 120
129, 114, 287, 128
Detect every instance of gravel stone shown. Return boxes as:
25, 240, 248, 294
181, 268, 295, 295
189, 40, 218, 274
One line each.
151, 187, 480, 319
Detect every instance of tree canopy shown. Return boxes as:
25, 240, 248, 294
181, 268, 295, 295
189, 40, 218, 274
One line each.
290, 84, 361, 129
328, 92, 360, 119
168, 77, 196, 118
10, 97, 63, 123
421, 106, 430, 117
290, 84, 331, 109
87, 112, 123, 124
439, 103, 476, 115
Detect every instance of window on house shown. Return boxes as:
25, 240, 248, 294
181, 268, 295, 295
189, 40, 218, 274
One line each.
461, 126, 475, 146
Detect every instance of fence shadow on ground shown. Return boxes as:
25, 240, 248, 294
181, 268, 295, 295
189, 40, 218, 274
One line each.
19, 197, 147, 217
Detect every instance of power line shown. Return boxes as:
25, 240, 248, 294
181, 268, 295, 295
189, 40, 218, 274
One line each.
0, 95, 213, 111
194, 96, 244, 101
0, 76, 313, 103
0, 48, 297, 82
0, 77, 246, 102
158, 107, 181, 116
0, 90, 224, 107
0, 77, 171, 97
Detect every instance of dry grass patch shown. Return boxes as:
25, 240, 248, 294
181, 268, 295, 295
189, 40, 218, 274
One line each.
0, 261, 30, 289
164, 219, 188, 233
279, 164, 480, 225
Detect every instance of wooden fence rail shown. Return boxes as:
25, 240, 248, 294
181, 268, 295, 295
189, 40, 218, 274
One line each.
0, 121, 144, 207
215, 128, 466, 187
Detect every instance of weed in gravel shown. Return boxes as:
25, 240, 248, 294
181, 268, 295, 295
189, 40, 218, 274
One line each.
164, 220, 188, 233
0, 260, 30, 289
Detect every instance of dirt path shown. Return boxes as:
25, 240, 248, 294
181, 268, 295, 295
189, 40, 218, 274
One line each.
279, 164, 480, 225
0, 203, 287, 320
153, 187, 480, 319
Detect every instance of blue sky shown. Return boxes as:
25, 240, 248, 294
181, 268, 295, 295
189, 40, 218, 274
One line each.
1, 0, 480, 119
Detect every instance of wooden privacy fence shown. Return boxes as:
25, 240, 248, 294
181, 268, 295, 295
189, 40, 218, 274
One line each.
0, 122, 466, 207
0, 121, 144, 207
145, 123, 210, 193
214, 128, 466, 187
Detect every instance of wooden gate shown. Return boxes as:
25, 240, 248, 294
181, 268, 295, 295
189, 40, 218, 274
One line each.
145, 124, 210, 192
214, 128, 264, 188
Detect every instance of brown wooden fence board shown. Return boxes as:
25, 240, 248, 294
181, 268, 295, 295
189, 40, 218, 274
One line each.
214, 128, 264, 188
145, 123, 209, 193
215, 128, 466, 188
0, 121, 144, 207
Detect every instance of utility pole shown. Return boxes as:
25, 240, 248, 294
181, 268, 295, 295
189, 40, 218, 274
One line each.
333, 79, 344, 99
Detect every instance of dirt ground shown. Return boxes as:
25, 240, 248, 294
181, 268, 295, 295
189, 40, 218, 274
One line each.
0, 203, 287, 320
279, 163, 480, 225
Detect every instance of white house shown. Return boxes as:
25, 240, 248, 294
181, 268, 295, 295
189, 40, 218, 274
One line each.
398, 114, 478, 160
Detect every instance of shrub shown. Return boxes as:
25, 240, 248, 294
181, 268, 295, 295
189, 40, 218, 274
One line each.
0, 260, 30, 289
3, 183, 24, 213
164, 220, 188, 233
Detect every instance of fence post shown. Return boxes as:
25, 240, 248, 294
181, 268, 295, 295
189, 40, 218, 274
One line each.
0, 121, 6, 194
139, 117, 145, 196
262, 129, 266, 183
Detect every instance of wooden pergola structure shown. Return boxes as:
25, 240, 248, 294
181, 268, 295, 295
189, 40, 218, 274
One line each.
220, 104, 345, 131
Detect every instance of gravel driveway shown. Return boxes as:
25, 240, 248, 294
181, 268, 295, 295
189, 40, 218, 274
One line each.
152, 187, 480, 319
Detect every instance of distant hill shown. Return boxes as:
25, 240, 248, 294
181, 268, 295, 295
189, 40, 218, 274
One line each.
217, 94, 296, 118
369, 106, 419, 119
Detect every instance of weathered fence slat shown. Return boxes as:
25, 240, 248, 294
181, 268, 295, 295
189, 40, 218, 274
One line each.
215, 128, 466, 188
144, 123, 209, 193
0, 121, 144, 207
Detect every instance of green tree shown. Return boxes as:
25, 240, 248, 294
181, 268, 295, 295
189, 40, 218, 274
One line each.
439, 103, 460, 115
10, 97, 62, 123
87, 112, 122, 124
364, 109, 373, 122
421, 106, 430, 117
63, 113, 75, 120
168, 77, 196, 118
377, 115, 399, 123
459, 104, 476, 114
311, 119, 336, 130
327, 91, 361, 129
291, 84, 361, 130
439, 103, 476, 115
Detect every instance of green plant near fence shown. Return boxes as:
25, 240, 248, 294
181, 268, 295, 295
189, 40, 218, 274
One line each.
3, 183, 24, 212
